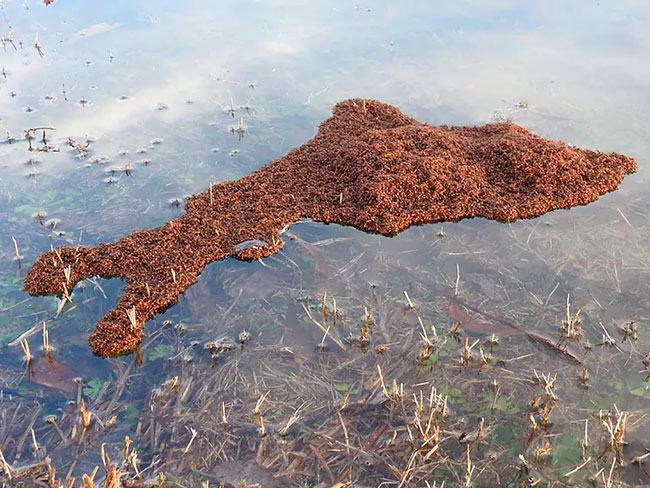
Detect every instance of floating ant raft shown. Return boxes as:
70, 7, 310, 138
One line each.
23, 99, 636, 357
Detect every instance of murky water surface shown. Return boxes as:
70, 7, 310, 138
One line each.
0, 1, 649, 486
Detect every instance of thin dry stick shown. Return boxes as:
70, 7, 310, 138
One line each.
464, 444, 475, 487
279, 411, 300, 436
337, 411, 350, 455
376, 365, 390, 399
403, 290, 415, 309
9, 319, 53, 347
318, 325, 332, 349
42, 321, 50, 354
183, 427, 198, 454
20, 338, 32, 362
221, 402, 228, 432
565, 456, 592, 476
11, 236, 22, 261
616, 207, 632, 227
397, 450, 418, 488
30, 428, 39, 452
0, 449, 14, 482
632, 452, 650, 464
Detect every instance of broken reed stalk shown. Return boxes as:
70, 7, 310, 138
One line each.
29, 428, 39, 452
403, 290, 415, 309
318, 325, 332, 350
632, 452, 650, 464
42, 321, 50, 354
20, 338, 32, 364
101, 444, 120, 488
11, 236, 22, 261
253, 391, 270, 437
460, 337, 479, 367
79, 399, 92, 432
533, 369, 558, 401
46, 415, 67, 443
337, 411, 351, 455
0, 449, 14, 481
565, 456, 592, 477
601, 405, 629, 464
561, 293, 582, 339
464, 445, 474, 488
490, 379, 500, 411
363, 306, 372, 328
425, 482, 445, 488
528, 412, 538, 446
320, 292, 327, 321
221, 402, 228, 434
183, 427, 198, 454
279, 411, 300, 436
377, 365, 390, 400
417, 316, 438, 363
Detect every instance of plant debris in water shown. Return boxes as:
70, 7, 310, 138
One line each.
23, 99, 636, 357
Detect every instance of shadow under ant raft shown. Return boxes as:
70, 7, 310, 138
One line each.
23, 99, 636, 357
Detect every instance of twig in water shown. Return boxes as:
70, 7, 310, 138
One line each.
376, 365, 390, 400
0, 449, 14, 482
464, 445, 474, 487
565, 456, 592, 477
403, 291, 415, 309
616, 207, 632, 228
11, 236, 23, 261
561, 294, 581, 340
34, 34, 44, 57
183, 427, 198, 454
20, 338, 32, 364
42, 321, 51, 354
337, 411, 350, 455
490, 379, 500, 411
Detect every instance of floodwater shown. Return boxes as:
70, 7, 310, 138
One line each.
0, 1, 649, 486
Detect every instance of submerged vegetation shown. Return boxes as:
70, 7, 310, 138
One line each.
2, 213, 649, 486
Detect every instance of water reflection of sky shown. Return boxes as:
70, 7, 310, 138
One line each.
2, 1, 649, 153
